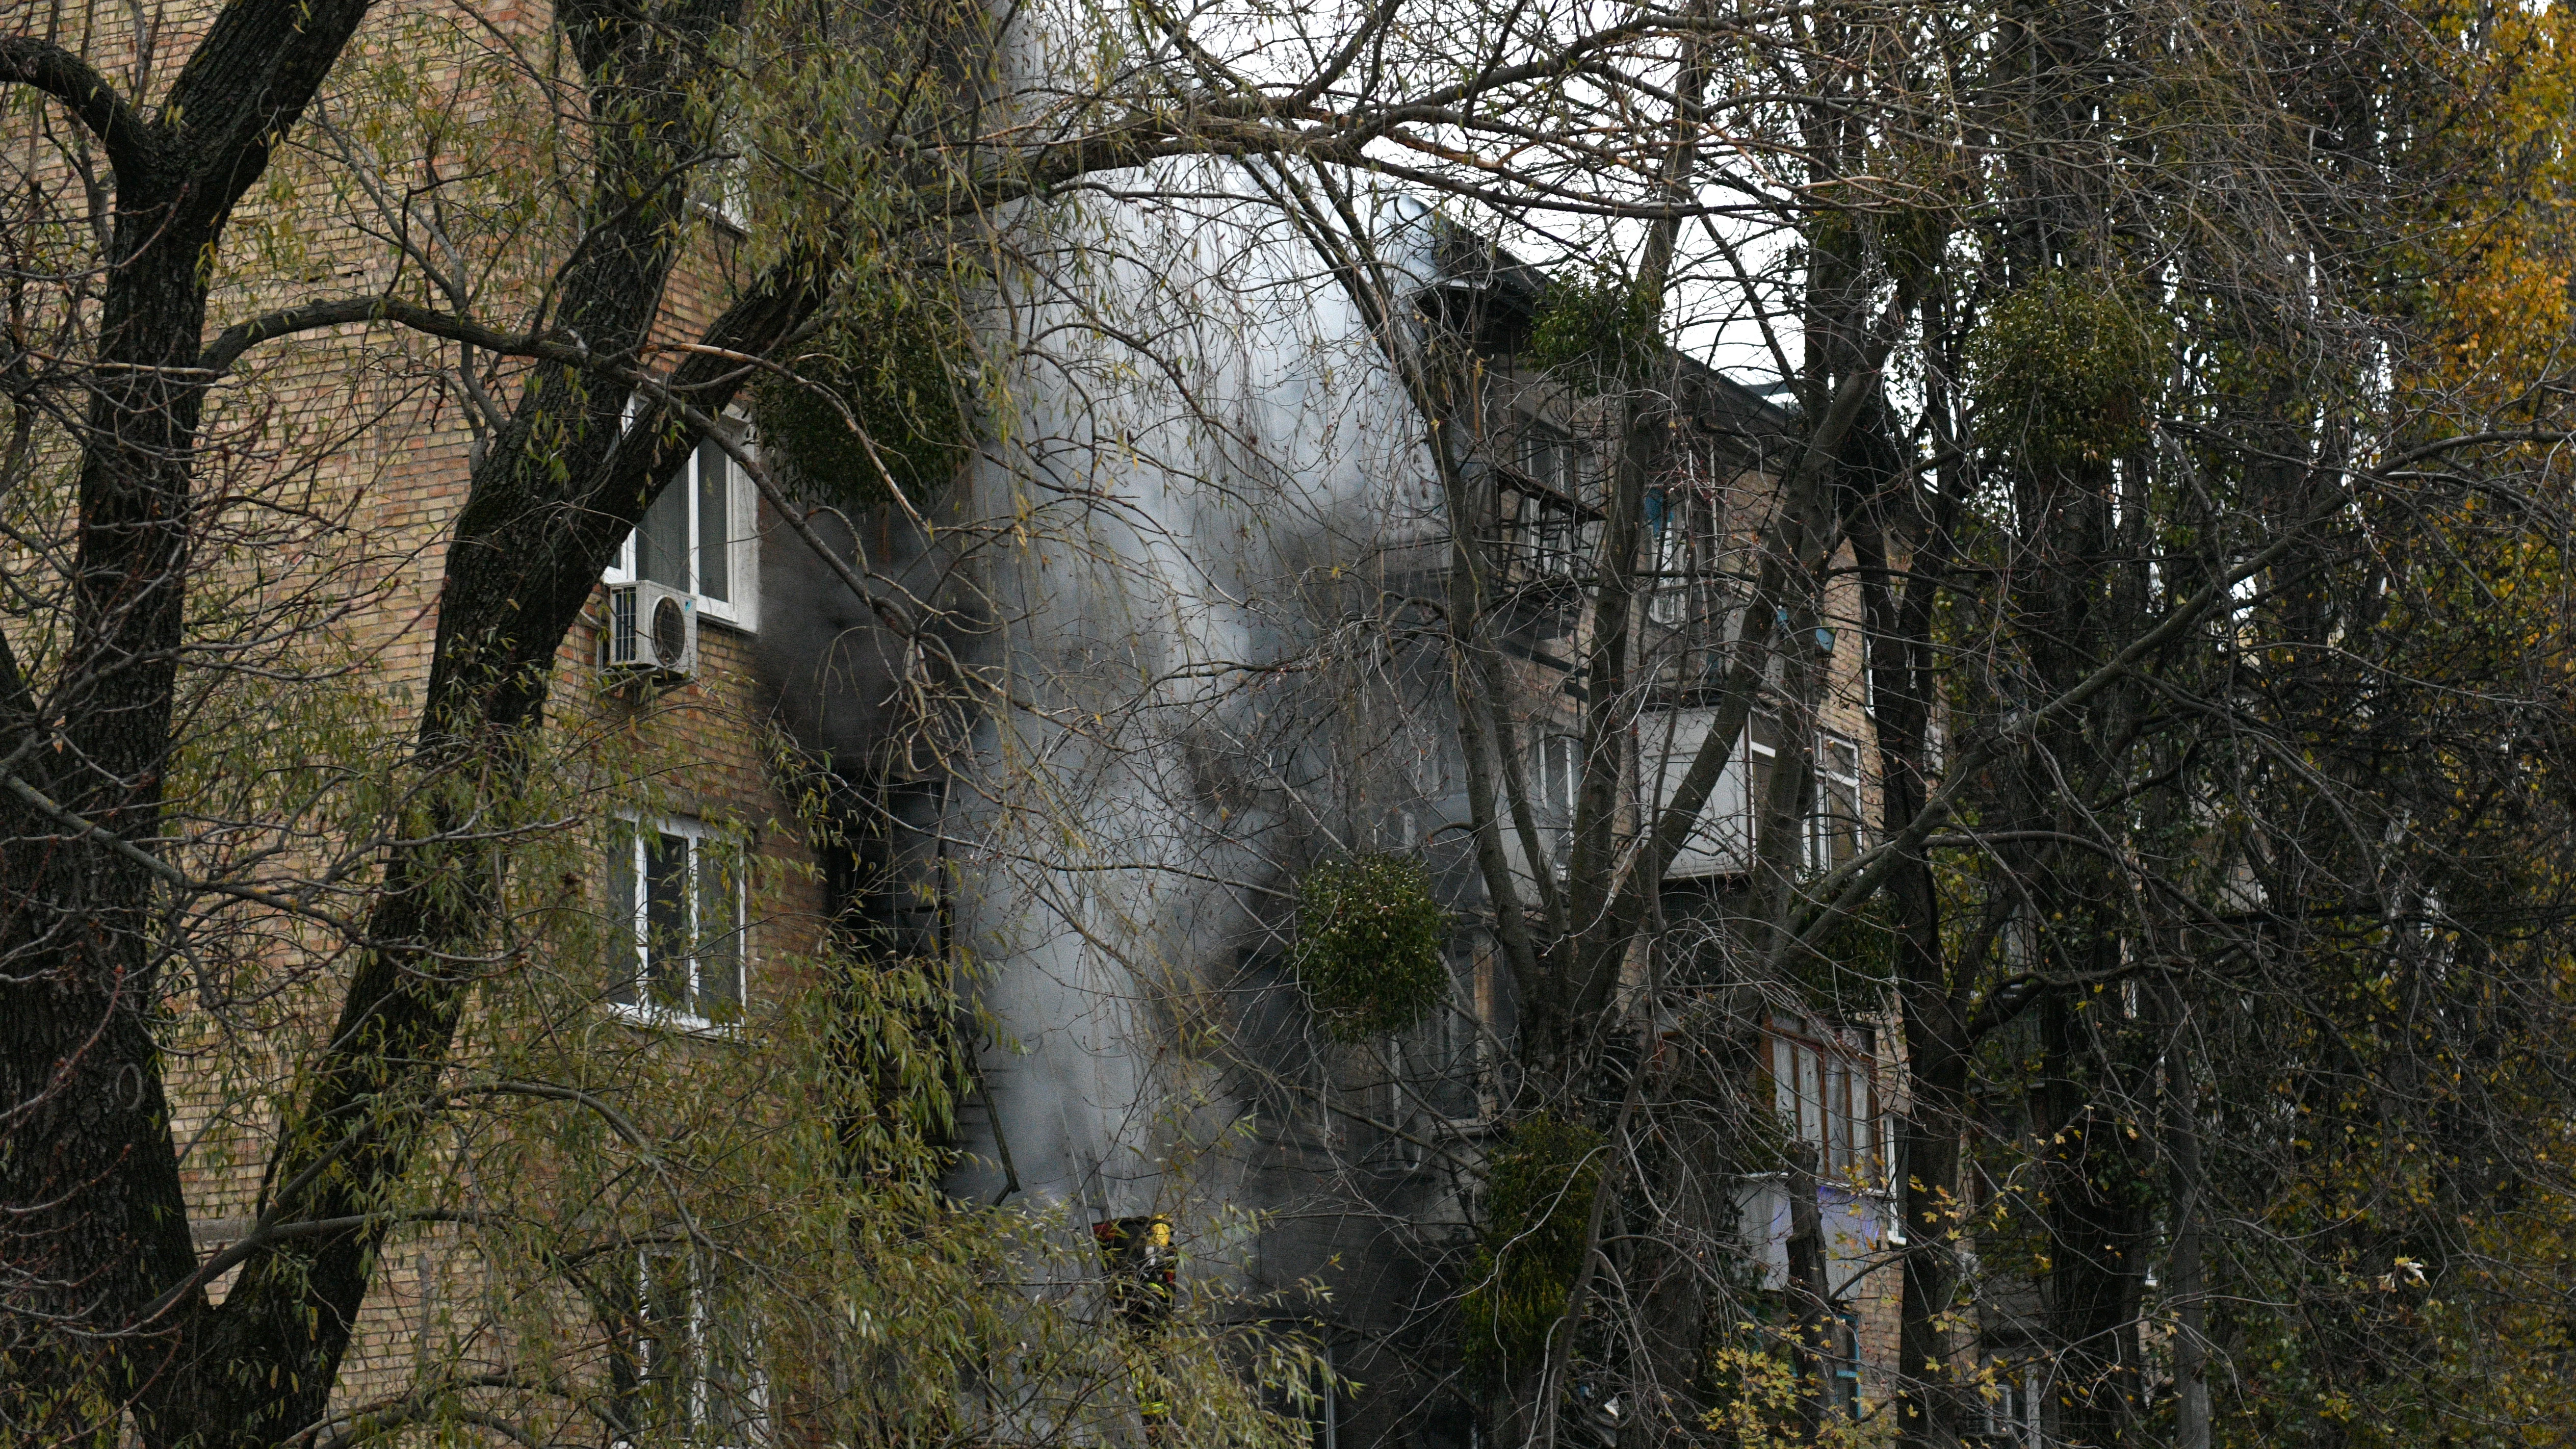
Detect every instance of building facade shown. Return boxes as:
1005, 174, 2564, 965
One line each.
754, 201, 1916, 1446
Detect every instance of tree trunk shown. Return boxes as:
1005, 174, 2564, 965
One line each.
0, 210, 216, 1439
1894, 996, 1969, 1449
2, 4, 379, 1433
1853, 421, 1966, 1449
1786, 1142, 1833, 1440
2034, 988, 2151, 1449
2163, 986, 2209, 1449
1618, 1038, 1746, 1449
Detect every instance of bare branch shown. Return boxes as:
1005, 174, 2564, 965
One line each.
0, 37, 159, 174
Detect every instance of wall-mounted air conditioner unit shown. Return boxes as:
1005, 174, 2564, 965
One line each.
601, 580, 698, 678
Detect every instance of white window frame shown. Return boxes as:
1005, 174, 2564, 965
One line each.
696, 136, 750, 234
1808, 732, 1864, 871
1528, 732, 1578, 819
1526, 731, 1578, 873
1982, 1362, 2041, 1448
616, 1246, 770, 1449
607, 814, 750, 1031
606, 411, 761, 632
1649, 508, 1689, 624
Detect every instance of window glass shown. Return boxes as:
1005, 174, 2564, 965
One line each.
1386, 963, 1483, 1154
697, 842, 743, 1018
1773, 1036, 1797, 1125
1796, 1041, 1823, 1142
697, 437, 731, 603
607, 819, 639, 1006
1811, 733, 1863, 868
1525, 734, 1577, 868
1748, 713, 1783, 836
645, 829, 691, 1007
1831, 1312, 1862, 1415
604, 412, 757, 629
1768, 1022, 1881, 1184
1510, 491, 1584, 578
1649, 495, 1687, 624
1985, 1364, 2040, 1447
637, 473, 690, 590
1825, 1058, 1849, 1170
1527, 734, 1574, 817
1518, 424, 1550, 486
645, 1250, 696, 1399
696, 134, 750, 229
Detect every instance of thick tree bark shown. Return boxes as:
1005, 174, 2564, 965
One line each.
2163, 983, 2210, 1449
1616, 1039, 1746, 1449
1, 209, 218, 1446
1785, 1143, 1833, 1440
1843, 375, 1972, 1449
2005, 437, 2158, 1448
0, 1, 379, 1435
2033, 993, 2152, 1448
1893, 1005, 1969, 1449
1987, 0, 2157, 1420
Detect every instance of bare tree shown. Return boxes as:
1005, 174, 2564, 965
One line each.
13, 0, 2576, 1446
1130, 4, 2576, 1448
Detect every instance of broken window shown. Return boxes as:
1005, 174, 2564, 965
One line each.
1496, 414, 1601, 585
1514, 417, 1577, 494
1502, 485, 1592, 581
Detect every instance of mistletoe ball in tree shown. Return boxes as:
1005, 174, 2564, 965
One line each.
1290, 853, 1451, 1042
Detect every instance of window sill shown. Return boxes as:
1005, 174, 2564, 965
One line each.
607, 1000, 746, 1040
694, 198, 749, 238
1737, 1171, 1897, 1196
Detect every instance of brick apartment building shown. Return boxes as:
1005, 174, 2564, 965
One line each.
33, 6, 1917, 1431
